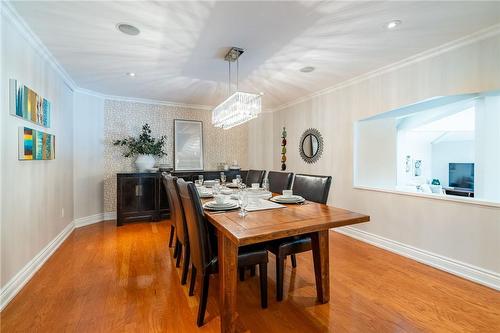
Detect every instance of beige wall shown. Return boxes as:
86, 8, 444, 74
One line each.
103, 100, 248, 213
73, 92, 105, 220
249, 34, 500, 275
1, 10, 74, 286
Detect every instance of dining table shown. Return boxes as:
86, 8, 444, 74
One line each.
201, 191, 370, 333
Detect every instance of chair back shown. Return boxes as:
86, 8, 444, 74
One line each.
292, 174, 332, 204
163, 175, 188, 244
239, 170, 248, 184
177, 179, 216, 273
245, 170, 266, 187
267, 171, 294, 193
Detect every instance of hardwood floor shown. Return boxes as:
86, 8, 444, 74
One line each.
1, 220, 499, 332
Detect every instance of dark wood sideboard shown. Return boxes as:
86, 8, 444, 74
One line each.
116, 173, 170, 226
116, 170, 244, 226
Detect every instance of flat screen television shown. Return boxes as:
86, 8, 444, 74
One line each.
449, 163, 474, 190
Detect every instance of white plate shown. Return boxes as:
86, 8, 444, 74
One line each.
203, 201, 239, 211
270, 195, 305, 204
230, 191, 272, 200
204, 200, 239, 208
199, 193, 213, 198
226, 183, 239, 188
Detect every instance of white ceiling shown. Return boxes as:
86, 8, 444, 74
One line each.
10, 1, 500, 109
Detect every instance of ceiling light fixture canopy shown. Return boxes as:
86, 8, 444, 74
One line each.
117, 23, 140, 36
386, 19, 402, 29
300, 66, 315, 73
212, 47, 262, 130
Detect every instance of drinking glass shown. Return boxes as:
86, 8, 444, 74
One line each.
238, 190, 248, 217
262, 178, 269, 192
213, 183, 221, 195
236, 175, 241, 185
198, 175, 204, 185
220, 173, 227, 186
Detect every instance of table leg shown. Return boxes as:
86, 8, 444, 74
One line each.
311, 230, 330, 303
218, 230, 238, 333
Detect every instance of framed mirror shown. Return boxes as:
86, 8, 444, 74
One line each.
299, 128, 323, 164
174, 119, 204, 171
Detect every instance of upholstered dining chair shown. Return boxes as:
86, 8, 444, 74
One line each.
267, 171, 294, 193
245, 169, 266, 187
161, 173, 176, 249
239, 170, 248, 184
177, 179, 269, 327
267, 174, 332, 301
164, 175, 191, 285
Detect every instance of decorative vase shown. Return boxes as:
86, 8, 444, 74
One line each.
135, 154, 156, 172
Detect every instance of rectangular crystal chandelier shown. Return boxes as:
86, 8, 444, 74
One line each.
212, 91, 262, 129
212, 47, 262, 129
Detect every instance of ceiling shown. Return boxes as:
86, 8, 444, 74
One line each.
10, 1, 500, 109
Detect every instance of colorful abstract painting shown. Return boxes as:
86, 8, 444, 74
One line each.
9, 79, 51, 127
18, 127, 55, 160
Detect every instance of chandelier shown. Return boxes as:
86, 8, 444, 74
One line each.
212, 47, 262, 129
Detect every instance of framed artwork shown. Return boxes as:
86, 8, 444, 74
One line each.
9, 79, 51, 127
18, 127, 55, 160
173, 119, 204, 171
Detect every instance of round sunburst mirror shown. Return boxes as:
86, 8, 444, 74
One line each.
299, 128, 323, 164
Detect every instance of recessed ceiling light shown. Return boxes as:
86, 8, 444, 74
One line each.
300, 66, 315, 73
386, 20, 402, 30
117, 23, 140, 36
126, 72, 136, 77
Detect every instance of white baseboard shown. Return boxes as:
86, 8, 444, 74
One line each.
0, 221, 75, 311
334, 226, 500, 291
73, 212, 116, 228
103, 211, 116, 221
73, 213, 104, 228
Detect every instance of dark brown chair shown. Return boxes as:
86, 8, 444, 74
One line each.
245, 169, 266, 187
267, 174, 332, 301
163, 175, 191, 285
239, 170, 248, 184
161, 174, 176, 249
177, 179, 268, 327
267, 171, 294, 193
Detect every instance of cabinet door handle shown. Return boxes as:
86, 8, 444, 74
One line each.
135, 185, 142, 196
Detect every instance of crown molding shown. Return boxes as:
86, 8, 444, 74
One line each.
271, 23, 500, 113
103, 93, 214, 111
74, 87, 214, 111
2, 1, 77, 90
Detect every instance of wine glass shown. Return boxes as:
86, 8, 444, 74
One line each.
236, 175, 241, 185
198, 175, 204, 186
220, 173, 227, 186
238, 189, 248, 217
262, 177, 269, 192
213, 181, 221, 195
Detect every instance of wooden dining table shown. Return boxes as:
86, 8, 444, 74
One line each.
203, 195, 370, 333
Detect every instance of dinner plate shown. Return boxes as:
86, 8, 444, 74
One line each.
230, 191, 272, 200
198, 193, 213, 198
226, 183, 239, 188
203, 201, 239, 211
270, 195, 305, 204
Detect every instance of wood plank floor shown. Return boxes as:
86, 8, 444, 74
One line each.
1, 220, 499, 332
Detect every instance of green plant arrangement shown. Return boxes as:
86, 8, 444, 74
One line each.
113, 124, 167, 158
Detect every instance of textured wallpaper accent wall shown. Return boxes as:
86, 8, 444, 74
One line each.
104, 100, 248, 212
